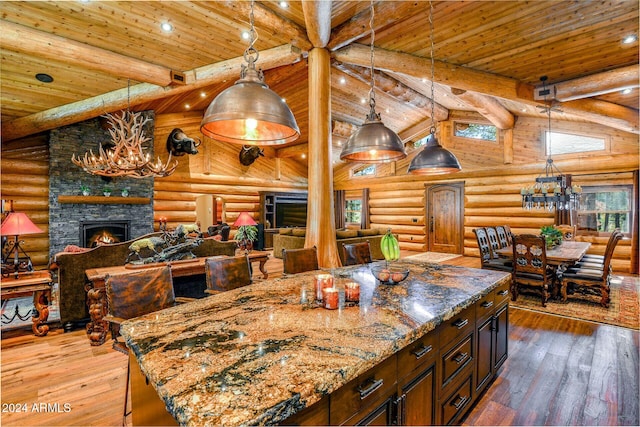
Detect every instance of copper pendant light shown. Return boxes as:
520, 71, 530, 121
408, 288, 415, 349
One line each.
340, 1, 406, 163
200, 1, 299, 145
408, 1, 461, 175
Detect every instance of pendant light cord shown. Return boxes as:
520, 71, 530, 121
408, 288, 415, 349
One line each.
429, 0, 436, 135
368, 0, 377, 116
244, 0, 260, 68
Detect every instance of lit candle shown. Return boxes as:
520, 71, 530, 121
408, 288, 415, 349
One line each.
344, 281, 360, 303
314, 274, 334, 301
322, 287, 339, 310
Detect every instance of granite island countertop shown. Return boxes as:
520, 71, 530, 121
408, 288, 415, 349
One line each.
120, 260, 511, 426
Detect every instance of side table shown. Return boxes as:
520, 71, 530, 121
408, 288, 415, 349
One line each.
1, 270, 53, 336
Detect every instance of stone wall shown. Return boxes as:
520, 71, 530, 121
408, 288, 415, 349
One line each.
48, 112, 155, 256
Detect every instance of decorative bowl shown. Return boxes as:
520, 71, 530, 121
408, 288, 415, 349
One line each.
370, 264, 410, 285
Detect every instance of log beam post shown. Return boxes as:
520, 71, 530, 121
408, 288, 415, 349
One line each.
306, 48, 341, 268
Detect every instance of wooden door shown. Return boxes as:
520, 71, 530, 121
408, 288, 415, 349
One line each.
426, 183, 464, 253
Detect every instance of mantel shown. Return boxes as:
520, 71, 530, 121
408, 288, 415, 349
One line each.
57, 195, 150, 205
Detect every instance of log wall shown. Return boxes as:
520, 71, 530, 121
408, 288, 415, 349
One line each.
1, 134, 50, 269
335, 113, 639, 273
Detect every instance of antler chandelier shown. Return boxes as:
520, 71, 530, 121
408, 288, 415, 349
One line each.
72, 110, 177, 179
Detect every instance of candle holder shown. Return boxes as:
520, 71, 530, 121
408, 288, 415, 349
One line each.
314, 274, 334, 302
344, 281, 360, 304
322, 287, 339, 310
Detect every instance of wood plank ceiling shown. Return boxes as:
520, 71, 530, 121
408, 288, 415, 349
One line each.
1, 1, 638, 165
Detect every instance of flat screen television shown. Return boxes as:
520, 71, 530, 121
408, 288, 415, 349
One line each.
275, 202, 307, 227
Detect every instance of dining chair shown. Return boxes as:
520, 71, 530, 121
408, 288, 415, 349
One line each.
486, 226, 505, 253
495, 225, 511, 248
511, 234, 555, 307
578, 229, 622, 264
282, 246, 319, 274
103, 266, 179, 423
204, 255, 252, 295
473, 228, 512, 272
560, 232, 622, 307
342, 241, 372, 266
556, 224, 577, 241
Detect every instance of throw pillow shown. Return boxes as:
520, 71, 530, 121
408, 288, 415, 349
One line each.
279, 228, 293, 235
336, 229, 358, 239
292, 228, 306, 237
63, 244, 91, 253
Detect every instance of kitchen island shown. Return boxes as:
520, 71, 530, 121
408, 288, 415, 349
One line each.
120, 260, 511, 426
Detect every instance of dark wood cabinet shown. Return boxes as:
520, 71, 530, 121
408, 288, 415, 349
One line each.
494, 302, 509, 371
398, 363, 436, 426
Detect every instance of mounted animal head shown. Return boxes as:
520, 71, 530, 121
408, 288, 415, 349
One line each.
166, 128, 201, 156
239, 145, 264, 166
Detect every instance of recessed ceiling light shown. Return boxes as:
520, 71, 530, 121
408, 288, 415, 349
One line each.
622, 88, 632, 94
35, 73, 53, 83
622, 34, 637, 44
339, 77, 346, 84
421, 78, 427, 83
361, 98, 367, 104
185, 104, 190, 109
161, 22, 173, 32
301, 154, 306, 159
200, 92, 206, 98
279, 1, 289, 8
241, 30, 251, 40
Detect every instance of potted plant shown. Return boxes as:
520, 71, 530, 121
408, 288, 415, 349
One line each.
80, 184, 90, 196
121, 187, 130, 197
235, 224, 257, 251
540, 225, 563, 249
103, 185, 112, 197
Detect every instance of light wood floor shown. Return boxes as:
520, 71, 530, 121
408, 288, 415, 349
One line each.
1, 253, 638, 426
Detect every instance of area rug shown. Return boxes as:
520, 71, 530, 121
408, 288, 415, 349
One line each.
404, 252, 461, 263
510, 274, 639, 330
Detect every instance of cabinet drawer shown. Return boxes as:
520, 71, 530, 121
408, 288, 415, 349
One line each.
494, 279, 511, 305
441, 375, 473, 425
330, 355, 397, 426
441, 334, 473, 387
439, 304, 475, 348
398, 330, 438, 380
475, 292, 495, 322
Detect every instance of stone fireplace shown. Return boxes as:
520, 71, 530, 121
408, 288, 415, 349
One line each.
48, 112, 155, 256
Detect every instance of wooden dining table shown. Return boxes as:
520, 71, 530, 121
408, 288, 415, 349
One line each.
496, 241, 591, 266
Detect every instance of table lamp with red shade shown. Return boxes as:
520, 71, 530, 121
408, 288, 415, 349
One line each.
1, 212, 44, 278
233, 212, 258, 253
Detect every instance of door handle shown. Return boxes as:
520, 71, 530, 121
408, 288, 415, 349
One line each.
430, 217, 434, 232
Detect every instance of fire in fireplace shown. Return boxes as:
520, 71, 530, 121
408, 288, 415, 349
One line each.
80, 220, 130, 248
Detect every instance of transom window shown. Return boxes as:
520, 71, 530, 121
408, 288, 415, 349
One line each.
577, 185, 632, 235
352, 164, 376, 177
546, 131, 606, 156
454, 122, 497, 142
345, 199, 362, 224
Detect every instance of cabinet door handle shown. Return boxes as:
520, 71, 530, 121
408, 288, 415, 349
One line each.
452, 318, 468, 329
396, 394, 406, 425
412, 344, 433, 359
497, 289, 509, 296
481, 300, 494, 309
453, 352, 468, 364
358, 377, 384, 400
451, 394, 469, 410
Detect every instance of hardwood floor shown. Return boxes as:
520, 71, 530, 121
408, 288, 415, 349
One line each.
1, 253, 637, 426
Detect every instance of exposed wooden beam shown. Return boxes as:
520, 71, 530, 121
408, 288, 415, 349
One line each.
398, 121, 432, 144
503, 128, 514, 164
275, 144, 307, 158
552, 65, 640, 102
327, 1, 424, 51
334, 44, 639, 134
0, 20, 173, 87
301, 1, 332, 48
337, 63, 449, 121
2, 45, 302, 142
451, 88, 515, 130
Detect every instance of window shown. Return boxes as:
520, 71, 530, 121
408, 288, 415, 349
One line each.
352, 164, 376, 177
546, 131, 606, 156
577, 185, 633, 235
453, 122, 497, 141
345, 199, 362, 224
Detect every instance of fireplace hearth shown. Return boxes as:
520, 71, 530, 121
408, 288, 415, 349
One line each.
80, 220, 130, 248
